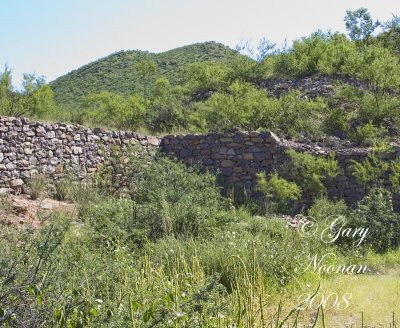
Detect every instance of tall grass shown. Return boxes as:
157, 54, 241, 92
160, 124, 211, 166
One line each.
1, 155, 399, 326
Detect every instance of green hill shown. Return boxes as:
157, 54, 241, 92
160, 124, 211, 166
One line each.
50, 41, 247, 108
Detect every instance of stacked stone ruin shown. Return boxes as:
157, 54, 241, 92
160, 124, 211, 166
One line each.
1, 116, 399, 208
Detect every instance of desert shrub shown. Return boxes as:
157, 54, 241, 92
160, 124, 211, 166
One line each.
83, 91, 148, 130
0, 212, 71, 326
307, 197, 349, 223
191, 85, 326, 139
324, 108, 350, 137
0, 68, 55, 119
356, 93, 400, 127
285, 149, 339, 195
350, 122, 388, 146
343, 44, 400, 92
266, 32, 357, 78
350, 188, 400, 253
189, 80, 272, 132
256, 172, 301, 214
272, 91, 327, 140
97, 149, 232, 240
28, 173, 49, 200
352, 152, 389, 188
353, 152, 400, 196
130, 156, 232, 240
80, 197, 148, 250
146, 78, 188, 133
332, 85, 400, 129
53, 177, 74, 201
184, 61, 232, 96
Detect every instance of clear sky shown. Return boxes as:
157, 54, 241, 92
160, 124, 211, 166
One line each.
1, 0, 399, 87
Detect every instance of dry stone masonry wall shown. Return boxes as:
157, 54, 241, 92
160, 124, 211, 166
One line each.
1, 116, 399, 208
161, 132, 400, 207
161, 131, 283, 192
0, 116, 160, 194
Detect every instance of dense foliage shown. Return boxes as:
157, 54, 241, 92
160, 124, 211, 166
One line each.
1, 152, 399, 326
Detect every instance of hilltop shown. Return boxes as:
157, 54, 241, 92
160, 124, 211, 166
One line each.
50, 41, 249, 107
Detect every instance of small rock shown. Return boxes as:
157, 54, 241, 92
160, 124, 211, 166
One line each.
46, 131, 56, 138
41, 202, 53, 210
0, 187, 12, 194
72, 146, 83, 155
10, 179, 24, 188
6, 163, 16, 170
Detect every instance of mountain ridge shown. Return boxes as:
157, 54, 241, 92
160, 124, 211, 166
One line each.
50, 41, 249, 107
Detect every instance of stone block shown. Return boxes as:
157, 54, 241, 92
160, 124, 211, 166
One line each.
221, 160, 235, 167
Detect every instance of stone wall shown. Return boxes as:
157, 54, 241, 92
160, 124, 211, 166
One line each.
0, 116, 160, 193
1, 116, 399, 208
160, 131, 283, 194
161, 131, 400, 207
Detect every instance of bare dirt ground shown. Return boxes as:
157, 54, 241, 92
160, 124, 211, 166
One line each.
0, 194, 76, 229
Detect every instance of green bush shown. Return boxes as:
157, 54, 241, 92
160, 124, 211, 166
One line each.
0, 212, 71, 326
264, 32, 357, 78
189, 80, 272, 132
331, 86, 400, 137
146, 78, 188, 133
256, 172, 301, 214
130, 156, 232, 240
285, 149, 339, 195
28, 173, 49, 200
274, 91, 327, 139
350, 122, 388, 146
324, 108, 350, 137
184, 61, 231, 95
350, 188, 400, 253
352, 152, 389, 188
191, 85, 326, 139
83, 91, 148, 130
307, 197, 349, 223
53, 177, 74, 201
97, 149, 232, 240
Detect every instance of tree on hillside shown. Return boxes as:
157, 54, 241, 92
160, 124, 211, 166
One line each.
135, 58, 157, 97
146, 78, 187, 133
0, 67, 54, 118
20, 74, 55, 118
83, 91, 148, 130
344, 8, 380, 42
185, 61, 231, 97
379, 15, 400, 55
235, 38, 276, 62
0, 65, 15, 115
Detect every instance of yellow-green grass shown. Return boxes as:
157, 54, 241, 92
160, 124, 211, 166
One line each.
265, 269, 400, 326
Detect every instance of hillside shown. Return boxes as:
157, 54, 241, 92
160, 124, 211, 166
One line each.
50, 41, 249, 107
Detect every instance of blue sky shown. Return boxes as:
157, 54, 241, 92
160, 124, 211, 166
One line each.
1, 0, 399, 86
